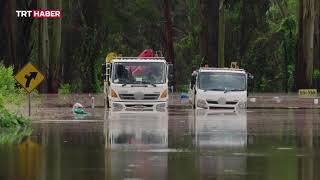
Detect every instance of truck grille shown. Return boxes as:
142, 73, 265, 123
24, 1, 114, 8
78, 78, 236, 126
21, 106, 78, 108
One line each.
207, 100, 218, 104
207, 100, 238, 105
119, 94, 135, 100
144, 94, 160, 100
119, 93, 160, 100
125, 104, 154, 108
226, 101, 238, 105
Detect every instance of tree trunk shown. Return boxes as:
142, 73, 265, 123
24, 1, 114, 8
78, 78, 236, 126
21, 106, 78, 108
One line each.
199, 0, 208, 65
3, 0, 16, 67
304, 0, 315, 88
296, 0, 315, 89
38, 0, 50, 93
164, 0, 174, 64
218, 0, 225, 68
314, 0, 320, 88
16, 0, 36, 70
283, 40, 288, 92
274, 0, 288, 17
239, 0, 250, 62
164, 0, 175, 87
49, 0, 62, 93
207, 0, 219, 67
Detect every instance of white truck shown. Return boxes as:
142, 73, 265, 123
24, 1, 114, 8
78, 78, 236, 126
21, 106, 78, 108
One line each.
190, 68, 249, 110
102, 57, 173, 110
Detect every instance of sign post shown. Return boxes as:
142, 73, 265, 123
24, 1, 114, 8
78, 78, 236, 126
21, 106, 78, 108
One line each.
14, 63, 45, 116
28, 94, 31, 116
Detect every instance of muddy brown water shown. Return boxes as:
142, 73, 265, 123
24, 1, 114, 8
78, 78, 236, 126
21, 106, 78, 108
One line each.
0, 108, 320, 180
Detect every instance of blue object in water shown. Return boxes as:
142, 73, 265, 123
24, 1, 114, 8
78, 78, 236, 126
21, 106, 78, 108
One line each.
180, 93, 189, 99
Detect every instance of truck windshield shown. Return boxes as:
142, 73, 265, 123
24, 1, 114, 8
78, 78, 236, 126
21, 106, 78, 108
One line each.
112, 62, 166, 84
198, 72, 246, 91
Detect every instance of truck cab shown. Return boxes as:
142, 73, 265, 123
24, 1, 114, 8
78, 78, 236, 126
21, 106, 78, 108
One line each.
103, 57, 172, 111
190, 68, 248, 110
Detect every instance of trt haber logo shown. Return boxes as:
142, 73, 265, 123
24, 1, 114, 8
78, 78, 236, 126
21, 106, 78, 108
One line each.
16, 10, 62, 18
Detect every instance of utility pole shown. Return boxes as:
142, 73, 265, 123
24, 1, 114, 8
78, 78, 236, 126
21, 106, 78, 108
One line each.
164, 0, 175, 88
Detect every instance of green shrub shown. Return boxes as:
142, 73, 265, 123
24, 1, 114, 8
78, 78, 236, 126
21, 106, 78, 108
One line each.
0, 64, 24, 106
71, 82, 82, 93
313, 69, 320, 80
58, 83, 71, 95
0, 63, 30, 128
179, 85, 189, 93
0, 108, 31, 128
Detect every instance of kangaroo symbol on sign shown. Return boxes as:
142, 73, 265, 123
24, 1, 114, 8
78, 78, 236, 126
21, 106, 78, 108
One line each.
24, 72, 38, 88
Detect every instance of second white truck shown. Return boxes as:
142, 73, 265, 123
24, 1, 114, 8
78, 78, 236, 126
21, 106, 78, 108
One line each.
190, 67, 249, 110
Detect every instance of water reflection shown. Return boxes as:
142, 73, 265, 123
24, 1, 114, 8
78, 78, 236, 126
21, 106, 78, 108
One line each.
0, 109, 319, 180
104, 109, 247, 179
0, 122, 106, 180
295, 109, 319, 180
104, 109, 168, 180
196, 110, 247, 179
0, 128, 32, 145
104, 110, 168, 150
194, 109, 247, 149
167, 109, 247, 179
246, 109, 320, 180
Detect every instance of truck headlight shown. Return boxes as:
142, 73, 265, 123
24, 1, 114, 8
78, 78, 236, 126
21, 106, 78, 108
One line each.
160, 89, 168, 98
156, 103, 167, 111
197, 99, 208, 109
111, 89, 118, 98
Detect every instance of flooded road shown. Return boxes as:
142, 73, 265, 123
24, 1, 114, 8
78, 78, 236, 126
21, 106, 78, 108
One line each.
0, 108, 320, 180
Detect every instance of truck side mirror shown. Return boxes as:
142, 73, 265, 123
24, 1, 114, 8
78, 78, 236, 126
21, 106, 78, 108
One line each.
247, 72, 254, 96
101, 64, 106, 80
247, 73, 254, 80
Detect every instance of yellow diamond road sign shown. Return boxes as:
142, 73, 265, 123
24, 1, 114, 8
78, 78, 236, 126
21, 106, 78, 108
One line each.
14, 63, 45, 93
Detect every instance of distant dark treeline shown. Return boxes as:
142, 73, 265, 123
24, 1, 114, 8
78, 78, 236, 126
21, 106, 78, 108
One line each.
0, 0, 319, 92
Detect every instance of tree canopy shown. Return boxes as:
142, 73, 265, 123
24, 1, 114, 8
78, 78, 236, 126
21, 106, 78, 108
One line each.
0, 0, 319, 92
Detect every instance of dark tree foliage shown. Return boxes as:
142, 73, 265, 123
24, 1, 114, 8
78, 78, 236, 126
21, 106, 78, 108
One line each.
0, 0, 36, 70
0, 0, 317, 92
239, 0, 270, 59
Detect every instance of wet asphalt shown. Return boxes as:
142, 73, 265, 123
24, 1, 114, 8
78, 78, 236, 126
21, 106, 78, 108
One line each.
0, 107, 320, 180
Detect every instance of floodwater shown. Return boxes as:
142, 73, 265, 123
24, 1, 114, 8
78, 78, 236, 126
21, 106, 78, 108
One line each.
0, 108, 320, 180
